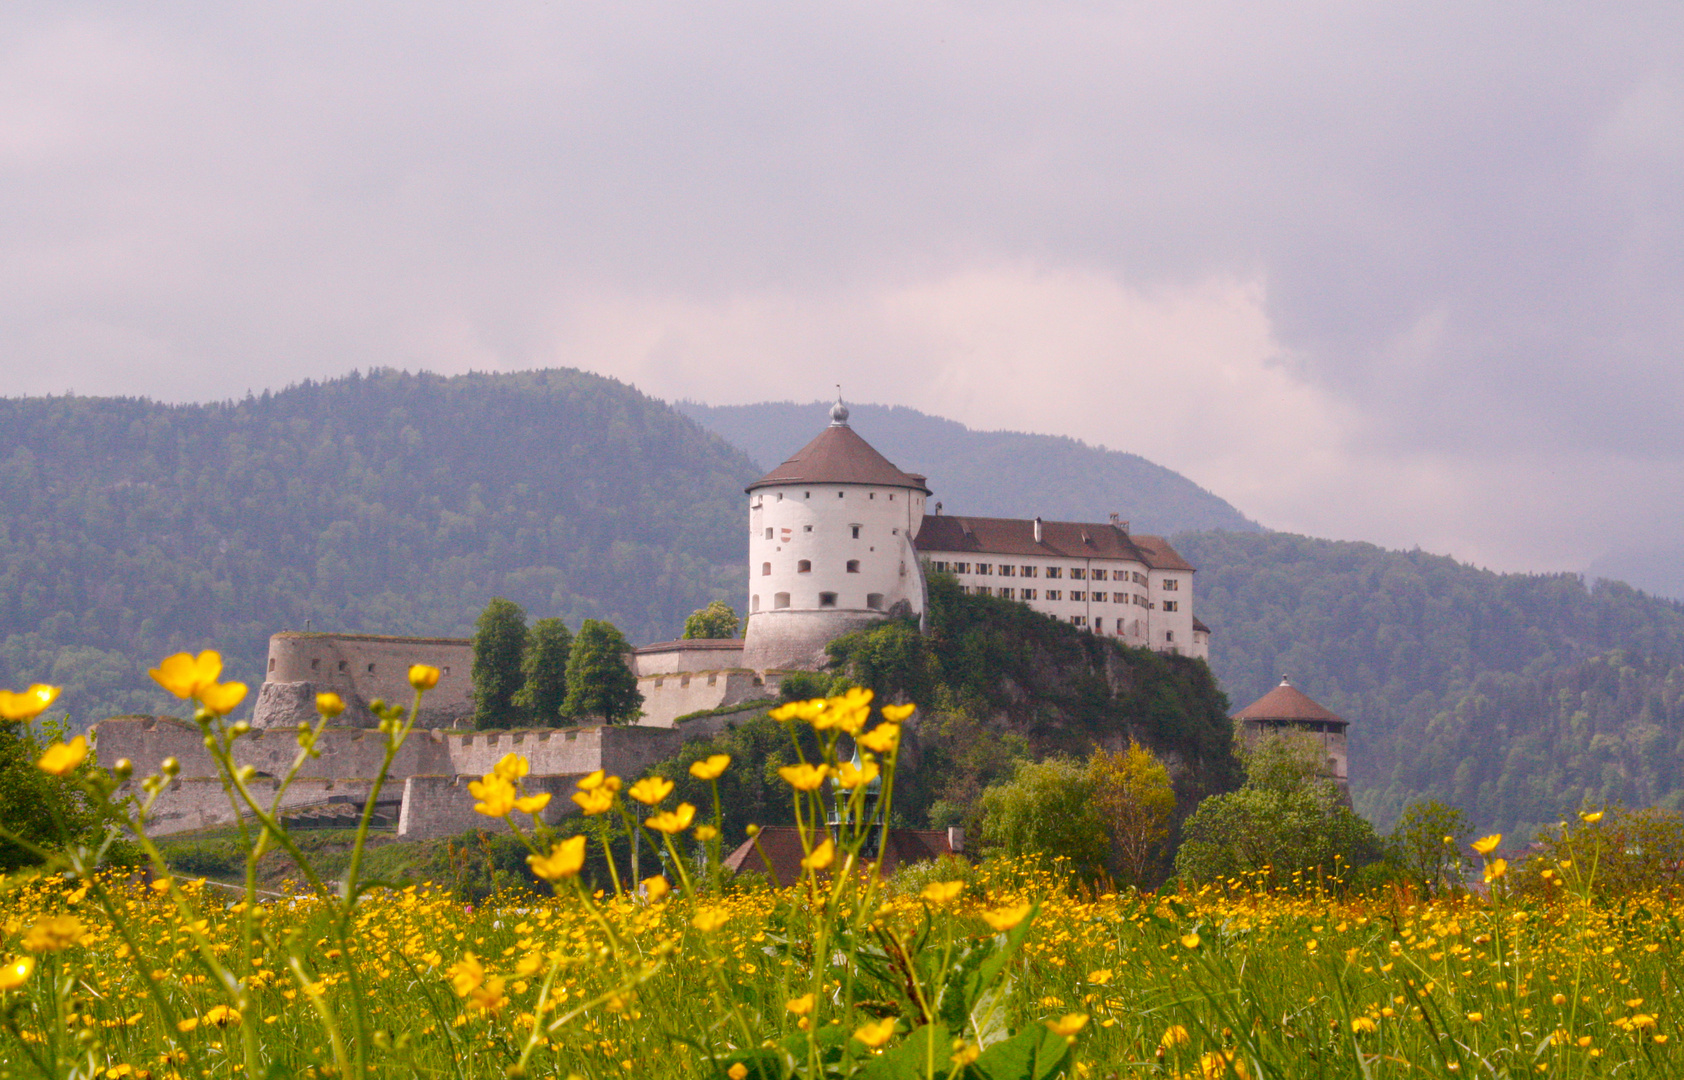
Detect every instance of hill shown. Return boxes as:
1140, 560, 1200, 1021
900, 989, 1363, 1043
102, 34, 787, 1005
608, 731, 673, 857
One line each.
1176, 529, 1684, 833
0, 369, 758, 723
675, 400, 1257, 535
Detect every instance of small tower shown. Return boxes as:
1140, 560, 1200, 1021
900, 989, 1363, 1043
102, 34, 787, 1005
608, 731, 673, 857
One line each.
742, 395, 931, 670
1233, 676, 1350, 792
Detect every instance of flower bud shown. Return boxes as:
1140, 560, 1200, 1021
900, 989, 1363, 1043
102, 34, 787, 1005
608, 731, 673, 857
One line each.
161, 757, 180, 777
113, 759, 133, 781
229, 721, 251, 737
746, 824, 761, 838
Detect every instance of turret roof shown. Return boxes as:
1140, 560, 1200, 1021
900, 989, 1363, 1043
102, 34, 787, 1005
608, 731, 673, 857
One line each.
747, 422, 931, 494
1233, 678, 1346, 725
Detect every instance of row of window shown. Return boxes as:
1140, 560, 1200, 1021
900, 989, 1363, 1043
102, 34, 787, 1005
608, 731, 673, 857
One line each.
751, 592, 887, 612
957, 586, 1161, 607
930, 560, 1154, 586
762, 525, 889, 540
756, 490, 905, 504
763, 559, 864, 575
273, 658, 453, 677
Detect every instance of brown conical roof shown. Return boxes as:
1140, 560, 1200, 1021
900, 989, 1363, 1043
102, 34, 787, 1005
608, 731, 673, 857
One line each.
746, 421, 931, 494
1233, 677, 1345, 724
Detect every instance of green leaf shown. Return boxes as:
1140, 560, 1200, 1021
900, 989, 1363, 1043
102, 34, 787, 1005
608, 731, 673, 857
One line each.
966, 1024, 1074, 1080
859, 1023, 950, 1080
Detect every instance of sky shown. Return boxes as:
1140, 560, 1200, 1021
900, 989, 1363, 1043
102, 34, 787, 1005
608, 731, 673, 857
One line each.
3, 3, 1682, 590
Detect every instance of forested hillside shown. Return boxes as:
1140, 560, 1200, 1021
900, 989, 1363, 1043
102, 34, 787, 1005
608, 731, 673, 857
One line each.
0, 370, 756, 723
678, 400, 1257, 535
1178, 530, 1684, 833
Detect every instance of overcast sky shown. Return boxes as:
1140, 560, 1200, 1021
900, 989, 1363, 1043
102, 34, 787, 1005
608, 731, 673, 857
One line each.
4, 3, 1681, 587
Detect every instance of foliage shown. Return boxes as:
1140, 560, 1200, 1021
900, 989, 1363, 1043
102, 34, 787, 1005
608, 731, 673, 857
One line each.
885, 853, 977, 899
512, 617, 572, 725
682, 600, 741, 640
561, 619, 643, 724
0, 716, 110, 872
1387, 798, 1470, 893
1085, 742, 1175, 888
650, 717, 810, 844
778, 670, 848, 703
976, 759, 1110, 882
1514, 805, 1684, 899
471, 598, 528, 728
1175, 734, 1384, 886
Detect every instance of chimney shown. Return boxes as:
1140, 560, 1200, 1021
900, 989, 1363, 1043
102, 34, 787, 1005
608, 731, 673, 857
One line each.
1033, 517, 1043, 543
947, 826, 965, 853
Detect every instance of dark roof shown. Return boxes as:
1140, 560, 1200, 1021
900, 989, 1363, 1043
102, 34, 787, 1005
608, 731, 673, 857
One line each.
747, 423, 931, 494
723, 826, 961, 887
1233, 678, 1346, 725
634, 639, 745, 654
1192, 617, 1212, 634
912, 515, 1194, 572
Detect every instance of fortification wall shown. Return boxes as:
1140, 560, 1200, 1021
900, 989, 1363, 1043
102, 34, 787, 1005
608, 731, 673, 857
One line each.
396, 774, 582, 841
138, 777, 379, 835
95, 716, 455, 780
257, 633, 474, 728
632, 641, 746, 677
742, 609, 881, 671
636, 669, 776, 728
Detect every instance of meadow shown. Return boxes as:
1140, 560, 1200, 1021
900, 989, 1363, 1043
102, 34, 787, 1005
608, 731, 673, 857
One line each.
2, 660, 1679, 1078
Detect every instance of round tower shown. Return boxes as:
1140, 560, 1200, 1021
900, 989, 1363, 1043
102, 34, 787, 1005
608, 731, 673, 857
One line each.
741, 397, 931, 670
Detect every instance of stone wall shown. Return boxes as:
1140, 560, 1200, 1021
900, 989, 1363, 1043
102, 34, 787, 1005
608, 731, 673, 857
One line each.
256, 633, 475, 729
139, 777, 379, 835
742, 609, 881, 670
396, 774, 582, 840
636, 669, 779, 728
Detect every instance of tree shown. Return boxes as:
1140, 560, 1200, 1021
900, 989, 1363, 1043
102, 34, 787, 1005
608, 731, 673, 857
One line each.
1389, 798, 1470, 892
682, 601, 741, 640
562, 620, 643, 725
513, 618, 573, 725
0, 716, 109, 872
976, 758, 1110, 881
1086, 742, 1176, 887
472, 598, 529, 729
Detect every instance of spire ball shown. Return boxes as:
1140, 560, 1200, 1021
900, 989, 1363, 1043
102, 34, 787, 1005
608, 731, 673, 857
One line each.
829, 390, 849, 426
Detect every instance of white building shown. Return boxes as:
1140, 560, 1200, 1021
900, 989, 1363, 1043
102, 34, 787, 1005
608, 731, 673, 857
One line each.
913, 513, 1209, 659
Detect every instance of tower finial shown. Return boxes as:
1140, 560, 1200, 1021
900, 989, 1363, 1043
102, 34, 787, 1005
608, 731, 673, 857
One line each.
829, 386, 849, 426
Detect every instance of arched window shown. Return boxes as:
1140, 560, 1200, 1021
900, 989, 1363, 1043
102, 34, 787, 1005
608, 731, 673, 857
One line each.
762, 562, 771, 576
751, 595, 760, 612
846, 560, 860, 573
797, 560, 812, 573
774, 593, 791, 609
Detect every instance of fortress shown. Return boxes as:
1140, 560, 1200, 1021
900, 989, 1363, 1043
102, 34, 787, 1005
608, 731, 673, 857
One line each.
97, 400, 1229, 837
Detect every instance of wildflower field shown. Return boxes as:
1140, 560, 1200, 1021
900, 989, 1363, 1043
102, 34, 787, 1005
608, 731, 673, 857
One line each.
3, 659, 1682, 1078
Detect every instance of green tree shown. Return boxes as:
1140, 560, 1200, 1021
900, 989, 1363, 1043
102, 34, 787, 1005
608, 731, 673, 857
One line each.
513, 618, 573, 725
472, 598, 529, 729
976, 758, 1110, 881
1086, 742, 1176, 887
682, 601, 741, 640
0, 716, 108, 872
1389, 798, 1470, 893
562, 620, 643, 725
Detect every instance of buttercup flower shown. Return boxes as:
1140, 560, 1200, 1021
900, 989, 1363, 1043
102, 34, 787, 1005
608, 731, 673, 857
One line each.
37, 736, 87, 777
1087, 969, 1113, 985
514, 793, 551, 815
24, 915, 87, 953
315, 692, 346, 718
527, 836, 587, 881
1180, 932, 1202, 949
1471, 834, 1502, 856
881, 703, 916, 722
572, 788, 614, 815
858, 724, 900, 755
981, 903, 1032, 932
1351, 1016, 1377, 1034
920, 880, 964, 904
199, 681, 248, 716
149, 651, 223, 700
647, 803, 697, 834
1046, 1013, 1088, 1037
785, 994, 816, 1015
1483, 858, 1508, 883
802, 838, 835, 872
695, 824, 719, 842
408, 664, 440, 690
469, 774, 516, 817
493, 753, 529, 782
836, 759, 880, 789
1580, 810, 1604, 825
0, 684, 60, 721
0, 956, 33, 991
853, 1016, 896, 1048
642, 875, 670, 902
692, 906, 730, 932
204, 1005, 241, 1028
629, 776, 674, 806
449, 953, 485, 996
1160, 1025, 1191, 1048
778, 763, 830, 791
688, 754, 731, 780
577, 769, 609, 790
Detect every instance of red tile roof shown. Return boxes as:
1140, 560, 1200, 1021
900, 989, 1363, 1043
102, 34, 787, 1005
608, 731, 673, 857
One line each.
1233, 678, 1346, 725
747, 424, 932, 494
723, 826, 961, 887
913, 515, 1194, 572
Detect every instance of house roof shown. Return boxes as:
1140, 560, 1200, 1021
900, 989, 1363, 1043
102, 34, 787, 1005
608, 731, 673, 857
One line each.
746, 423, 931, 494
912, 515, 1194, 572
723, 826, 961, 887
1233, 678, 1346, 725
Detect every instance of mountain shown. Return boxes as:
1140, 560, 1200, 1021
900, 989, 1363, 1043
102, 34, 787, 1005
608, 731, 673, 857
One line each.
0, 369, 757, 724
675, 400, 1258, 536
1175, 529, 1684, 833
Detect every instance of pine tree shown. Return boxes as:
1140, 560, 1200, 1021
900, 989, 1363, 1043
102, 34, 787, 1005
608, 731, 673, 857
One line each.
562, 620, 643, 725
514, 618, 573, 725
472, 598, 529, 729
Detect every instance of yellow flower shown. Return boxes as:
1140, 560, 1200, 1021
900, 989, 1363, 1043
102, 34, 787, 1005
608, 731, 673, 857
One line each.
786, 993, 816, 1016
853, 1016, 897, 1048
857, 724, 901, 755
881, 703, 916, 722
695, 824, 719, 842
177, 1017, 199, 1034
641, 876, 670, 902
1351, 1016, 1377, 1034
836, 759, 880, 789
920, 880, 965, 904
577, 769, 609, 790
1552, 993, 1568, 1006
23, 915, 86, 953
1631, 1014, 1657, 1031
199, 681, 248, 716
469, 774, 516, 817
982, 903, 1032, 932
1466, 1011, 1483, 1023
727, 1066, 748, 1080
203, 1005, 241, 1028
1198, 1050, 1248, 1078
647, 803, 697, 835
1180, 932, 1202, 950
493, 753, 530, 782
0, 684, 60, 721
951, 1043, 981, 1066
448, 953, 485, 996
1471, 834, 1502, 856
469, 975, 507, 1014
1160, 1024, 1190, 1048
514, 793, 551, 815
315, 692, 345, 718
527, 836, 587, 881
1483, 859, 1508, 883
629, 776, 674, 806
408, 664, 440, 690
572, 788, 614, 815
692, 906, 730, 932
778, 763, 830, 791
688, 754, 731, 780
36, 736, 87, 777
149, 651, 223, 699
802, 838, 835, 872
1046, 1013, 1088, 1037
1580, 810, 1604, 825
770, 698, 826, 724
1087, 969, 1113, 985
0, 955, 34, 990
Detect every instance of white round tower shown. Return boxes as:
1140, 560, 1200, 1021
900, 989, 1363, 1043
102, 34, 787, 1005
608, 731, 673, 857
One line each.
741, 397, 931, 670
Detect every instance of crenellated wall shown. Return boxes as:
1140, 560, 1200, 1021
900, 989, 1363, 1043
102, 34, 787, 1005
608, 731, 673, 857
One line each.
255, 633, 475, 729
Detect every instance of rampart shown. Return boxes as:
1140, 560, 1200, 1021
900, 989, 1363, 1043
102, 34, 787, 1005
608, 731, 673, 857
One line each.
255, 632, 475, 729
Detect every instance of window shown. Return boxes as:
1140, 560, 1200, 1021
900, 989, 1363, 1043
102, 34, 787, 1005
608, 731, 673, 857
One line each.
1134, 572, 1148, 585
1093, 592, 1107, 602
1071, 615, 1087, 627
338, 660, 348, 672
1162, 578, 1179, 591
899, 561, 907, 577
998, 565, 1015, 577
837, 491, 844, 498
311, 659, 320, 671
869, 492, 875, 499
762, 562, 772, 576
1070, 568, 1087, 580
765, 527, 773, 539
819, 592, 838, 608
954, 562, 970, 574
975, 563, 992, 575
1094, 618, 1105, 632
1021, 565, 1038, 578
976, 586, 991, 597
1045, 567, 1063, 579
999, 587, 1015, 600
1070, 591, 1086, 602
851, 525, 861, 539
751, 595, 761, 612
804, 525, 813, 532
866, 593, 884, 610
1136, 594, 1148, 606
932, 561, 950, 572
1092, 569, 1108, 581
798, 560, 812, 573
1022, 588, 1037, 600
774, 593, 791, 609
1046, 589, 1062, 601
268, 658, 275, 672
1166, 630, 1175, 642
367, 663, 376, 673
776, 492, 783, 501
846, 560, 861, 573
805, 491, 811, 499
1162, 600, 1179, 612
